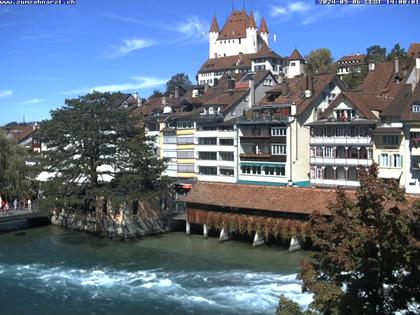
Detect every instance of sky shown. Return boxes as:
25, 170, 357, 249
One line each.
0, 0, 419, 125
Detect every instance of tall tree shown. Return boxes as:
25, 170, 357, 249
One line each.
298, 164, 420, 315
342, 67, 368, 90
0, 133, 30, 199
166, 73, 191, 95
305, 48, 336, 75
366, 45, 387, 64
387, 43, 408, 61
36, 91, 169, 212
151, 89, 163, 98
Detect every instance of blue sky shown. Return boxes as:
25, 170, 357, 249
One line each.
0, 0, 419, 125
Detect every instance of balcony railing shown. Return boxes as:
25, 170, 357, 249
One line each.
237, 114, 290, 125
240, 153, 286, 162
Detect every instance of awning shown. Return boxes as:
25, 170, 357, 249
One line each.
410, 128, 420, 132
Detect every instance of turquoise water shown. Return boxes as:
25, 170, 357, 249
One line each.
0, 226, 311, 315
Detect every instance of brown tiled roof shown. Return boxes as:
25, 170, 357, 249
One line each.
199, 45, 282, 73
209, 15, 219, 33
381, 84, 413, 119
289, 49, 305, 61
362, 59, 413, 98
259, 17, 268, 33
218, 10, 248, 40
321, 92, 390, 120
400, 83, 420, 121
248, 11, 256, 28
2, 124, 35, 144
259, 73, 342, 115
185, 182, 357, 215
134, 96, 163, 116
408, 43, 420, 58
338, 54, 366, 64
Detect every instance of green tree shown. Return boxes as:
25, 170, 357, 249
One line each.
0, 133, 30, 199
36, 91, 169, 212
366, 45, 387, 63
387, 43, 408, 61
276, 295, 315, 315
305, 48, 337, 75
151, 89, 163, 98
299, 164, 420, 315
341, 67, 368, 90
166, 73, 191, 95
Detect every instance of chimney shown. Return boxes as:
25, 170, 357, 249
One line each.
228, 78, 235, 96
305, 75, 312, 98
162, 96, 166, 106
369, 62, 376, 71
133, 91, 139, 100
248, 79, 255, 107
394, 58, 399, 74
204, 82, 209, 93
169, 93, 174, 99
175, 86, 180, 99
416, 56, 420, 84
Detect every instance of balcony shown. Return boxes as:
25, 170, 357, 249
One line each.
240, 153, 286, 162
310, 137, 372, 145
311, 178, 359, 187
310, 157, 372, 167
237, 110, 292, 125
410, 138, 420, 156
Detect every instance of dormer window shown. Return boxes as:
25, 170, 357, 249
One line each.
209, 107, 214, 115
412, 104, 420, 112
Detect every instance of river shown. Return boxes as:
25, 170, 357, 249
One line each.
0, 226, 312, 315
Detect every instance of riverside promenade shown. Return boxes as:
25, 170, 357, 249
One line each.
0, 206, 50, 232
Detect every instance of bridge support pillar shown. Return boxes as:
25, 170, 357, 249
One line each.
252, 232, 265, 247
289, 236, 302, 252
203, 224, 208, 238
219, 228, 230, 242
186, 221, 191, 235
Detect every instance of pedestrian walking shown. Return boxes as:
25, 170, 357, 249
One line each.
27, 199, 32, 211
13, 199, 17, 210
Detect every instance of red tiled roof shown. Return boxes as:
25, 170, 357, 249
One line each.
2, 124, 35, 144
218, 10, 248, 40
408, 43, 420, 58
400, 83, 420, 121
259, 73, 341, 115
289, 49, 305, 61
259, 17, 268, 33
209, 15, 219, 33
338, 54, 366, 64
185, 181, 357, 215
248, 11, 256, 28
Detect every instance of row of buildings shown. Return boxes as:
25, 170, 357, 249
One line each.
135, 10, 420, 194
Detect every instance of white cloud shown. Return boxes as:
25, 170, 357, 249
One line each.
59, 76, 167, 96
0, 90, 12, 98
270, 5, 287, 17
104, 38, 155, 59
19, 98, 44, 105
174, 17, 209, 43
289, 2, 311, 13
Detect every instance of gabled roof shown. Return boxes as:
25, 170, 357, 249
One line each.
209, 15, 220, 33
289, 49, 305, 61
381, 84, 413, 119
259, 17, 269, 33
321, 92, 390, 120
399, 83, 420, 122
408, 43, 420, 58
259, 73, 344, 115
248, 11, 256, 28
1, 124, 36, 144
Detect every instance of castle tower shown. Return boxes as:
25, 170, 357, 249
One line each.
288, 49, 306, 78
259, 17, 269, 47
209, 14, 220, 59
246, 11, 258, 54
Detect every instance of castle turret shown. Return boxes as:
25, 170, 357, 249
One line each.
287, 49, 306, 78
209, 14, 219, 58
259, 17, 269, 47
246, 11, 258, 54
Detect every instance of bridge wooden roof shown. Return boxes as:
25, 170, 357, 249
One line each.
185, 182, 356, 215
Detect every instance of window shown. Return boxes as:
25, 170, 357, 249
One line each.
393, 154, 402, 168
163, 136, 177, 144
263, 79, 273, 86
316, 168, 323, 179
178, 164, 195, 173
176, 121, 194, 129
263, 165, 285, 176
383, 135, 399, 146
290, 62, 296, 67
219, 138, 234, 146
324, 146, 334, 158
271, 144, 286, 155
241, 165, 261, 175
209, 107, 214, 114
315, 147, 324, 158
163, 150, 177, 158
177, 150, 194, 159
198, 137, 217, 145
412, 104, 420, 112
199, 166, 217, 175
220, 168, 234, 176
220, 152, 234, 161
379, 153, 389, 167
271, 127, 286, 136
178, 136, 194, 144
198, 152, 217, 160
